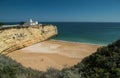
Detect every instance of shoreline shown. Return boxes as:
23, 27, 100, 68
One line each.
51, 39, 104, 46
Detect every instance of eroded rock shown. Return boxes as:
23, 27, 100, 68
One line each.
0, 25, 57, 54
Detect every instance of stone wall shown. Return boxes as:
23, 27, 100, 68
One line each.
0, 25, 57, 54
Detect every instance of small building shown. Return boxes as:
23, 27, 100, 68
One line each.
24, 19, 39, 26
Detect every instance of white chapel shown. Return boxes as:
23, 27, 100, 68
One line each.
24, 19, 38, 26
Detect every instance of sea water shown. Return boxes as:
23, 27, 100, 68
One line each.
6, 22, 120, 45
42, 22, 120, 45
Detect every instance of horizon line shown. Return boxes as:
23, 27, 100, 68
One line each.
2, 21, 120, 23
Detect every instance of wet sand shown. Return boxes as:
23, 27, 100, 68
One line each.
7, 40, 100, 71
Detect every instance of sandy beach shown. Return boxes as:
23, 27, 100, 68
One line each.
7, 40, 100, 71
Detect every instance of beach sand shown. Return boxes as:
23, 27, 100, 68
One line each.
7, 40, 100, 71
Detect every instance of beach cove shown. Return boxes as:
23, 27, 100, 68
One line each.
7, 40, 100, 71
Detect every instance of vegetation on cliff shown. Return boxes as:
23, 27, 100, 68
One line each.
0, 39, 120, 78
0, 55, 41, 78
70, 39, 120, 78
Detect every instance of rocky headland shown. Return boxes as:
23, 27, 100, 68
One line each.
0, 25, 57, 54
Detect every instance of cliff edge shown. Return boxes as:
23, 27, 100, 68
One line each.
0, 25, 57, 54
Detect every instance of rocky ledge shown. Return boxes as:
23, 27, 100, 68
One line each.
0, 25, 57, 54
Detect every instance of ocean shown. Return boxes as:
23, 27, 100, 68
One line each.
6, 22, 120, 45
42, 22, 120, 45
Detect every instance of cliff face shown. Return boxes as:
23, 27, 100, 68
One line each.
0, 25, 57, 54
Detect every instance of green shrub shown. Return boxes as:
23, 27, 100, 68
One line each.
0, 55, 41, 78
71, 40, 120, 78
40, 68, 63, 78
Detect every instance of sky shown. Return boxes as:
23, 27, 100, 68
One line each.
0, 0, 120, 22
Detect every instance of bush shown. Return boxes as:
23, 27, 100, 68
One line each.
71, 39, 120, 78
0, 55, 41, 78
40, 68, 63, 78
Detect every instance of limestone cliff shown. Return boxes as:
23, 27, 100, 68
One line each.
0, 25, 57, 54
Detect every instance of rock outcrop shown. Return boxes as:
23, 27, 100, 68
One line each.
0, 25, 57, 54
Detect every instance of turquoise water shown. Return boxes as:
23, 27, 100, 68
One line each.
6, 22, 120, 45
42, 22, 120, 45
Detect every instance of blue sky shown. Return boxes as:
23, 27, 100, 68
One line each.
0, 0, 120, 22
